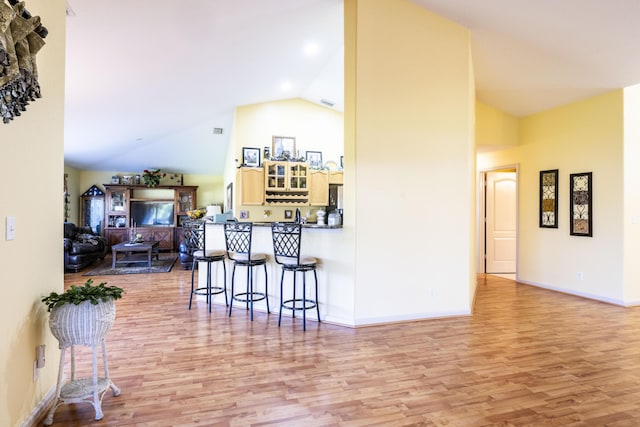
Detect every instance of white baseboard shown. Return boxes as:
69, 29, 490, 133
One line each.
21, 385, 56, 427
517, 278, 628, 306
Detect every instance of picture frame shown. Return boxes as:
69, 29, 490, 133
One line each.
272, 136, 296, 159
284, 209, 292, 219
121, 175, 133, 185
263, 146, 270, 161
570, 172, 592, 237
242, 147, 261, 167
340, 155, 344, 169
539, 169, 558, 228
305, 151, 323, 168
111, 176, 120, 184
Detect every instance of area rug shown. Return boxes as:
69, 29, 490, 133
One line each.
83, 256, 178, 276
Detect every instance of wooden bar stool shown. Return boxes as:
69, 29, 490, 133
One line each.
271, 222, 320, 331
224, 222, 269, 320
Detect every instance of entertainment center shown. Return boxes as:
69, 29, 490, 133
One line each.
103, 184, 198, 250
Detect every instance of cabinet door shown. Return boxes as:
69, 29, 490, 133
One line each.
329, 171, 344, 185
152, 228, 174, 250
289, 163, 308, 190
265, 162, 287, 191
309, 170, 329, 206
105, 229, 128, 249
105, 187, 130, 228
239, 167, 264, 205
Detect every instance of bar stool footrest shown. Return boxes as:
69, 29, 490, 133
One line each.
282, 298, 317, 311
193, 286, 226, 296
232, 292, 267, 303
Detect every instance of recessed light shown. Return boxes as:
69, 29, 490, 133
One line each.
304, 43, 319, 56
281, 82, 293, 91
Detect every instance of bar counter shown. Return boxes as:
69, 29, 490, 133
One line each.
199, 221, 355, 326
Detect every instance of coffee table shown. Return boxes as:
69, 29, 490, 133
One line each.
111, 241, 160, 269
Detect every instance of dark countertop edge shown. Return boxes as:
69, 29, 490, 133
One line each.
204, 221, 342, 229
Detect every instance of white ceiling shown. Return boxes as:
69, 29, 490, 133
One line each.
63, 0, 640, 175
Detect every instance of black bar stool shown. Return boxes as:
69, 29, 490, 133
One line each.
224, 222, 269, 320
271, 222, 320, 331
185, 220, 227, 312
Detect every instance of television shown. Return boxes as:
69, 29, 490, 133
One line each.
130, 201, 174, 226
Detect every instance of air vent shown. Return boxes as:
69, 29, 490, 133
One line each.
320, 98, 335, 108
66, 1, 76, 16
213, 127, 224, 135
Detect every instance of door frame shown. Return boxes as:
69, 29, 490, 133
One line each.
477, 164, 519, 275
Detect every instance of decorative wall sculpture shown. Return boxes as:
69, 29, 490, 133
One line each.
0, 0, 48, 124
539, 169, 558, 228
570, 172, 592, 237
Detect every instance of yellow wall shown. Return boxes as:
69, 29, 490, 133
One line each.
0, 1, 67, 425
476, 101, 519, 149
233, 98, 344, 221
348, 0, 475, 322
478, 90, 625, 303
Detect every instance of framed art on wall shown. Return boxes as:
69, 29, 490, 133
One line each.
570, 172, 592, 236
242, 147, 261, 167
539, 169, 558, 228
272, 136, 296, 159
305, 151, 323, 168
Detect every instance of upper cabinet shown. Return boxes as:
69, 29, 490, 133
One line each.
238, 167, 264, 205
264, 161, 309, 205
105, 186, 130, 228
329, 171, 343, 185
309, 170, 329, 206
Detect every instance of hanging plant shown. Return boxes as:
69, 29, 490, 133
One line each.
142, 169, 166, 187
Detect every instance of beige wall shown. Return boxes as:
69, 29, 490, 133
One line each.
348, 0, 476, 323
623, 84, 640, 303
478, 90, 625, 303
0, 1, 67, 425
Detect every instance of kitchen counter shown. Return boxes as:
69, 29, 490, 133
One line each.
199, 221, 353, 326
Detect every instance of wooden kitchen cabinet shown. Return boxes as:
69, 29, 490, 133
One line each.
238, 167, 264, 205
263, 161, 309, 205
309, 169, 329, 206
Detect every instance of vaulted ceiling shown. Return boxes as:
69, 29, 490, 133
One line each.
63, 0, 640, 175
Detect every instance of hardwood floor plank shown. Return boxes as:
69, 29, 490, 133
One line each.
37, 266, 640, 426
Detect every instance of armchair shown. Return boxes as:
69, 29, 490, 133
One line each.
63, 222, 107, 272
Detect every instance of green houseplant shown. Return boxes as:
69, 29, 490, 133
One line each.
142, 169, 166, 187
42, 279, 124, 312
42, 279, 124, 346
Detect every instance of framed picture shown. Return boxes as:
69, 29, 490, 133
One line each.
539, 169, 558, 228
226, 183, 233, 213
242, 147, 261, 167
122, 175, 133, 185
272, 136, 296, 159
570, 172, 592, 237
340, 155, 344, 169
284, 209, 292, 219
111, 176, 120, 184
306, 151, 323, 168
263, 146, 270, 161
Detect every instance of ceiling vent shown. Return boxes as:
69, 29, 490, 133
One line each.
320, 98, 335, 108
213, 127, 224, 135
66, 1, 76, 16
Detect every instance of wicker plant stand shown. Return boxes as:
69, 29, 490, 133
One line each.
44, 299, 120, 425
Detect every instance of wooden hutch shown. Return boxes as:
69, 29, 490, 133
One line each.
104, 184, 197, 250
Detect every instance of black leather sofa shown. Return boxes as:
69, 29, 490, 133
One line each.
63, 222, 108, 272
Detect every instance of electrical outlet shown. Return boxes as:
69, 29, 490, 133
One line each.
36, 344, 45, 368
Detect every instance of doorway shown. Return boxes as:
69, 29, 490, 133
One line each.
478, 167, 518, 277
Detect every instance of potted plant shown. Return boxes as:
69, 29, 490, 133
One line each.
42, 279, 124, 347
42, 279, 124, 424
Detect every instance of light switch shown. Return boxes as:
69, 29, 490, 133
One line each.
6, 216, 15, 240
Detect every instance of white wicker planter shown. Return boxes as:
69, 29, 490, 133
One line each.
45, 299, 120, 425
49, 299, 116, 348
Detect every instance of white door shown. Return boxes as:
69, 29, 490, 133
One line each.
486, 171, 516, 273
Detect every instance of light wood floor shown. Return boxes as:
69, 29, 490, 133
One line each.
41, 261, 640, 426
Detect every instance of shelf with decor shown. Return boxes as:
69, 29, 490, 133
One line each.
263, 160, 309, 206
